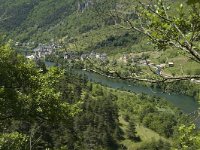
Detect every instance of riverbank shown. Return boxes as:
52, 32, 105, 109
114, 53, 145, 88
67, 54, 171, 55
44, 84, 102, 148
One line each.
81, 66, 200, 101
45, 61, 200, 114
73, 68, 199, 114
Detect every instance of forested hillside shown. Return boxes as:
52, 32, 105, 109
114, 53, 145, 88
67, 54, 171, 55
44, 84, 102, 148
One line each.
0, 0, 77, 41
0, 0, 188, 55
0, 0, 200, 149
0, 44, 194, 149
0, 0, 148, 54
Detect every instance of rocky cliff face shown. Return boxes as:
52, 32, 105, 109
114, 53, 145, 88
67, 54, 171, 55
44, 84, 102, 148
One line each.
77, 0, 93, 12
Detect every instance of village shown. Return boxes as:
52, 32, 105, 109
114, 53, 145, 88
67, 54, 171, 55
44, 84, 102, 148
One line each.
13, 40, 199, 84
23, 41, 108, 63
23, 42, 176, 76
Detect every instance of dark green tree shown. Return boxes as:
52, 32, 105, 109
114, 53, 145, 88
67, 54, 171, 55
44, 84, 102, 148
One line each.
127, 118, 140, 142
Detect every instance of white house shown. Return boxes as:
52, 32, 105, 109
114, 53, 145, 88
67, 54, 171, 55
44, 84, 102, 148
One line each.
26, 55, 35, 60
168, 62, 174, 67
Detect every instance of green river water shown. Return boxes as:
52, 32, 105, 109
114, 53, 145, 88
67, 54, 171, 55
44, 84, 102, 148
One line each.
74, 69, 199, 114
45, 62, 199, 114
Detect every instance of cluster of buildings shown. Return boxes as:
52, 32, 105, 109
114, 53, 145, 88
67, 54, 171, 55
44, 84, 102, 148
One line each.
119, 54, 130, 63
118, 54, 175, 76
25, 43, 108, 63
25, 43, 61, 60
87, 52, 107, 61
63, 51, 108, 62
15, 41, 35, 47
63, 52, 80, 60
153, 62, 174, 75
119, 54, 174, 67
34, 44, 55, 58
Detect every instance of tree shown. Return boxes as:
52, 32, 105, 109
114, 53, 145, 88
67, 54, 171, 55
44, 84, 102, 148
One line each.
0, 132, 28, 150
187, 0, 200, 5
135, 1, 200, 61
93, 0, 200, 83
0, 44, 80, 149
175, 124, 200, 149
122, 0, 200, 82
137, 139, 170, 150
0, 11, 9, 22
126, 118, 140, 142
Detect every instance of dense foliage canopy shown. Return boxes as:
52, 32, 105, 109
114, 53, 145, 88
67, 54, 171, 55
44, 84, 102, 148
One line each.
0, 0, 200, 149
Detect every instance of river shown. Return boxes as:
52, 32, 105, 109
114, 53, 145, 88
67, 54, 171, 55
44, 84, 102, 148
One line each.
74, 69, 199, 114
45, 62, 199, 114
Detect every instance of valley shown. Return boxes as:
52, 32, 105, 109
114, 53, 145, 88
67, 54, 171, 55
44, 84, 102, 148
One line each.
0, 0, 200, 149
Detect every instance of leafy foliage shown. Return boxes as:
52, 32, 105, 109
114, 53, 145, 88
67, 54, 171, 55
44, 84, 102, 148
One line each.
0, 45, 79, 149
137, 139, 171, 150
134, 0, 200, 62
1, 0, 200, 149
0, 132, 28, 150
175, 124, 200, 149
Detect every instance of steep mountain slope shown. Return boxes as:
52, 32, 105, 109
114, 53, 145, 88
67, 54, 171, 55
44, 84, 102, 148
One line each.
0, 0, 146, 53
0, 0, 77, 40
0, 0, 184, 54
0, 0, 114, 41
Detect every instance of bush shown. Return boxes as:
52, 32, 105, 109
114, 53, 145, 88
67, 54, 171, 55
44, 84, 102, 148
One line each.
0, 132, 28, 150
137, 139, 171, 150
79, 25, 96, 33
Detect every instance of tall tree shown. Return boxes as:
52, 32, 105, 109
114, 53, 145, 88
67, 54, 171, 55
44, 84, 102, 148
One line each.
94, 0, 200, 83
0, 44, 79, 149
